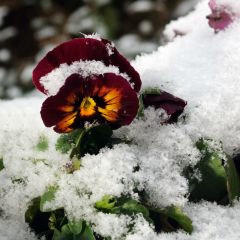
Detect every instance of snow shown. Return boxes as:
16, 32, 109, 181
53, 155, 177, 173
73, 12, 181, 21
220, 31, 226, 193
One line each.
1, 0, 240, 239
134, 0, 240, 154
217, 0, 240, 14
40, 60, 130, 96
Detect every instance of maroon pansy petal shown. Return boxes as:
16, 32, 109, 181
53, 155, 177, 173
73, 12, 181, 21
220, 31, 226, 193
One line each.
101, 73, 139, 126
33, 38, 109, 93
101, 39, 142, 92
40, 74, 85, 128
142, 91, 187, 123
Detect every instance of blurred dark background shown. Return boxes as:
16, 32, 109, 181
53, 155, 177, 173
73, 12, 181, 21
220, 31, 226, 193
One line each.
0, 0, 198, 99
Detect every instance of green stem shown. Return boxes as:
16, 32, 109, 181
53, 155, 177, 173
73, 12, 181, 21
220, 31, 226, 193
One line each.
70, 129, 86, 159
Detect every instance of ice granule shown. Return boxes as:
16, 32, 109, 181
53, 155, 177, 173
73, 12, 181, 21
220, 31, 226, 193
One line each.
1, 0, 240, 239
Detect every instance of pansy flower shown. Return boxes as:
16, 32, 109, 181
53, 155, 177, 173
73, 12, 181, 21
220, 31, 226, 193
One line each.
41, 73, 139, 133
33, 36, 141, 95
207, 0, 237, 32
142, 90, 187, 123
33, 36, 140, 133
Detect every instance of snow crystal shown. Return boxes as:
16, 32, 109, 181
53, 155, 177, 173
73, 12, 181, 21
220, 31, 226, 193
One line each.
127, 202, 240, 240
134, 0, 240, 154
163, 1, 210, 41
217, 0, 240, 14
1, 0, 240, 239
40, 60, 130, 96
83, 32, 102, 41
0, 218, 37, 240
105, 42, 115, 56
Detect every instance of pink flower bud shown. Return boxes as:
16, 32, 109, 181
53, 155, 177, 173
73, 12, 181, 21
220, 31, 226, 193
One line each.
207, 0, 235, 32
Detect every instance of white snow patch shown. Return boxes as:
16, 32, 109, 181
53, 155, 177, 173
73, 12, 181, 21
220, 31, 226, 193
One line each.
134, 0, 240, 154
1, 0, 240, 239
40, 60, 130, 96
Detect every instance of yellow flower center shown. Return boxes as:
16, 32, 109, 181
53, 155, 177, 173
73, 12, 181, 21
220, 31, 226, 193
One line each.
80, 97, 96, 117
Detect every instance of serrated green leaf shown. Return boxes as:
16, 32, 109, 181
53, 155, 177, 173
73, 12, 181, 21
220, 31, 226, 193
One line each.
56, 129, 83, 154
40, 186, 58, 212
36, 135, 49, 152
0, 157, 4, 171
225, 157, 240, 203
188, 139, 227, 203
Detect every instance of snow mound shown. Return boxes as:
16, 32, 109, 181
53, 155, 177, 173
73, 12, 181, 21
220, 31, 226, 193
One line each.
1, 0, 240, 239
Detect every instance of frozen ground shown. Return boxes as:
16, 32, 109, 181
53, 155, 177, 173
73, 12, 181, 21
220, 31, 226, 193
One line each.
1, 0, 240, 239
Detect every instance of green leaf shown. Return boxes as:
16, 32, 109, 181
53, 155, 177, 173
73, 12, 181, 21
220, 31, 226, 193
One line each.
149, 206, 193, 234
25, 197, 54, 239
56, 129, 83, 154
40, 186, 58, 212
79, 223, 95, 240
95, 195, 117, 211
137, 94, 145, 118
162, 206, 193, 234
68, 220, 83, 235
36, 135, 49, 152
142, 87, 162, 95
52, 227, 72, 240
53, 221, 95, 240
61, 224, 72, 234
138, 87, 162, 118
0, 157, 4, 171
188, 139, 227, 203
25, 197, 41, 225
70, 125, 113, 158
225, 157, 240, 203
118, 199, 149, 219
95, 196, 149, 219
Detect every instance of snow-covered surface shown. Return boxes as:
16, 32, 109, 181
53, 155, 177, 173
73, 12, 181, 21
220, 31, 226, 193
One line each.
136, 0, 240, 155
1, 0, 240, 239
40, 60, 130, 96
